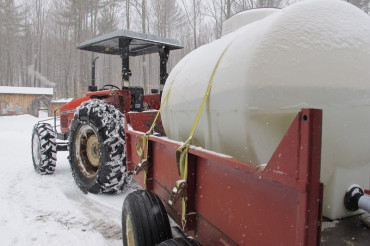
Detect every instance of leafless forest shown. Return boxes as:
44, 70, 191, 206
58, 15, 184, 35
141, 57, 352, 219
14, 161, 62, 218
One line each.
0, 0, 368, 98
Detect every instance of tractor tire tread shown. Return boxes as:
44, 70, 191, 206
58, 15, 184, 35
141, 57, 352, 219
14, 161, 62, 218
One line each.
157, 238, 201, 246
122, 190, 172, 246
68, 99, 130, 194
31, 123, 57, 175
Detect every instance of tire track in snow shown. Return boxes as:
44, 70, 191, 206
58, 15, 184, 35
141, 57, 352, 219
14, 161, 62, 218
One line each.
62, 190, 123, 240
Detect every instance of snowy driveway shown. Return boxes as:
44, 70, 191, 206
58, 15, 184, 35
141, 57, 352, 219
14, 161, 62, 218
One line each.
0, 115, 135, 246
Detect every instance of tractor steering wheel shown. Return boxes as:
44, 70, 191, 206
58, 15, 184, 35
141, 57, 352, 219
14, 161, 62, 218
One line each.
102, 84, 121, 90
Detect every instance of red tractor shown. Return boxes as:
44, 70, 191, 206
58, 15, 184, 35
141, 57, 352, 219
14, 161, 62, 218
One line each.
31, 29, 183, 194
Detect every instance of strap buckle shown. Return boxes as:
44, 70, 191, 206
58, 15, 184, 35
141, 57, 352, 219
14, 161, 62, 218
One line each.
168, 180, 187, 206
134, 159, 148, 175
176, 138, 191, 176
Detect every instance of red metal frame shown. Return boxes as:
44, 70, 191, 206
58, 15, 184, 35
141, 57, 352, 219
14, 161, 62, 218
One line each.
143, 94, 161, 110
125, 108, 323, 246
59, 90, 160, 133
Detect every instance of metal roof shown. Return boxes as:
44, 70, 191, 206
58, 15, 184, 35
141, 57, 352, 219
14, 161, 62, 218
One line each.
0, 86, 53, 95
78, 29, 183, 56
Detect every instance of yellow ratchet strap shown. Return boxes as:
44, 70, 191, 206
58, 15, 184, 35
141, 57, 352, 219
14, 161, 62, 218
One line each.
135, 58, 192, 187
135, 87, 172, 187
171, 46, 230, 229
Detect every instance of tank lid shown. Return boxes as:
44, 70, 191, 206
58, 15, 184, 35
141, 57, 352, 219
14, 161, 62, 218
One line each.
222, 8, 280, 36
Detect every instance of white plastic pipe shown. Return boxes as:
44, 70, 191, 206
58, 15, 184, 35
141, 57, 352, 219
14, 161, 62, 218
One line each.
358, 195, 370, 213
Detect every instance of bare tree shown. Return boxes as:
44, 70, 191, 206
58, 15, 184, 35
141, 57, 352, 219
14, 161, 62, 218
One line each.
98, 0, 121, 86
125, 0, 131, 29
207, 0, 237, 38
346, 0, 370, 13
150, 0, 184, 38
19, 2, 33, 87
98, 0, 120, 34
31, 0, 48, 87
180, 0, 203, 49
0, 0, 22, 86
130, 0, 148, 90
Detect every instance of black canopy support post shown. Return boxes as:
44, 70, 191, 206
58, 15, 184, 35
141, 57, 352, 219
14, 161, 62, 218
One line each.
159, 46, 170, 92
89, 56, 99, 92
119, 38, 132, 88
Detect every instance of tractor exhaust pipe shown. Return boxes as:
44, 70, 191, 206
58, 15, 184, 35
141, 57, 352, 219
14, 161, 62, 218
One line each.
89, 56, 99, 92
344, 184, 370, 213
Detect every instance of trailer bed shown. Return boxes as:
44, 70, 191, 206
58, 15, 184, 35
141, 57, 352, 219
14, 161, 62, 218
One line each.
123, 108, 326, 245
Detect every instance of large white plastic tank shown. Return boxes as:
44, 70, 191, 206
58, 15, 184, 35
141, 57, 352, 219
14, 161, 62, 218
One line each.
161, 0, 370, 220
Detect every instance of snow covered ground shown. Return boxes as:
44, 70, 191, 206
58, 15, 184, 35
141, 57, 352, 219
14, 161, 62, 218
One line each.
0, 114, 137, 246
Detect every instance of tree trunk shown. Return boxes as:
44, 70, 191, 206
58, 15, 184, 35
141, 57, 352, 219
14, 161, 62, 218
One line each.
126, 0, 130, 30
141, 0, 147, 92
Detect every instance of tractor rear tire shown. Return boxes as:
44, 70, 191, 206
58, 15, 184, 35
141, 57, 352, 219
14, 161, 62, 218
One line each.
158, 238, 201, 246
68, 99, 130, 194
31, 123, 57, 174
122, 190, 172, 246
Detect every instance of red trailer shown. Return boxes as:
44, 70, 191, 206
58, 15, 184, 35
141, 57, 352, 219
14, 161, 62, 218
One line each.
121, 108, 323, 246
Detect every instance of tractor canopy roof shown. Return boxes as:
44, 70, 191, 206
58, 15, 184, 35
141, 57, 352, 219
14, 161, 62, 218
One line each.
78, 29, 183, 56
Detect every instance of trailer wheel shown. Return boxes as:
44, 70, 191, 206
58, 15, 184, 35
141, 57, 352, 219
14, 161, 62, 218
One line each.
68, 99, 130, 194
158, 238, 201, 246
122, 190, 172, 246
31, 123, 57, 174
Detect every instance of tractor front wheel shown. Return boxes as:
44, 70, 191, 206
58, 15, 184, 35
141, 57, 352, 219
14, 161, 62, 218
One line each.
31, 123, 57, 174
68, 99, 130, 194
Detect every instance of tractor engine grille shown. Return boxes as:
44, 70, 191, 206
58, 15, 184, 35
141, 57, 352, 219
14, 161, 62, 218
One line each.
61, 114, 69, 130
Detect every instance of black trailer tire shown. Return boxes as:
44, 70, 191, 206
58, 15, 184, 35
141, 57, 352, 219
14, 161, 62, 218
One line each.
157, 238, 201, 246
122, 190, 172, 246
68, 99, 130, 194
31, 123, 57, 174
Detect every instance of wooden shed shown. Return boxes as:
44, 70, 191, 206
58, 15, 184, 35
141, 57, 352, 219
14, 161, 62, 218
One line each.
0, 86, 53, 117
